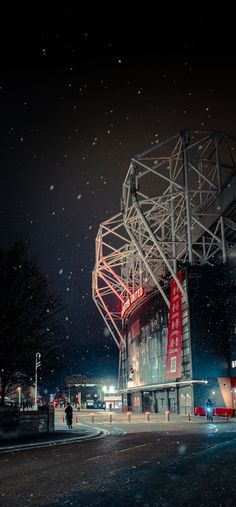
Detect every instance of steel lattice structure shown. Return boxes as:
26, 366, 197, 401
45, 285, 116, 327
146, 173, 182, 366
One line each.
93, 130, 236, 348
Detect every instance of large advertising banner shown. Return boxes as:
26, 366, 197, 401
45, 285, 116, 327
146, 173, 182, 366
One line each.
166, 272, 183, 380
127, 308, 168, 387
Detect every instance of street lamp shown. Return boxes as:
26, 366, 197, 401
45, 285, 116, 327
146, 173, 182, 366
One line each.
17, 386, 21, 408
34, 352, 41, 410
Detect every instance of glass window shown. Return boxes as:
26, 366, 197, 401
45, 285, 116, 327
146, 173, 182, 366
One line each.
170, 356, 177, 372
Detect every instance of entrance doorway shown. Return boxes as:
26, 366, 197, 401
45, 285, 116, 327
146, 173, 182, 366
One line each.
157, 397, 166, 413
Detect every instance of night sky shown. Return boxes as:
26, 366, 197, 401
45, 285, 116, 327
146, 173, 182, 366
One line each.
1, 8, 236, 380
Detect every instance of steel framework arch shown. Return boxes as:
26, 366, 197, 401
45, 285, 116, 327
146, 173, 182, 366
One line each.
93, 130, 236, 348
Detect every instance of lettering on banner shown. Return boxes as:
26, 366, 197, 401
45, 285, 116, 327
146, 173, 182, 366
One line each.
121, 287, 145, 318
166, 272, 183, 380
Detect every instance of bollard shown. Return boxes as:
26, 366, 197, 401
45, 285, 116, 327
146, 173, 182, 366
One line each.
165, 410, 170, 422
146, 411, 150, 422
109, 412, 113, 423
127, 411, 132, 423
91, 413, 95, 423
188, 412, 191, 422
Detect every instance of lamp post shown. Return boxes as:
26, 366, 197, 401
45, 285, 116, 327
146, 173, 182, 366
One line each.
17, 386, 21, 408
34, 352, 41, 410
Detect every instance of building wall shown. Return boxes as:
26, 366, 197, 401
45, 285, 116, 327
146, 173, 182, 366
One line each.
187, 264, 230, 380
226, 246, 236, 376
122, 263, 235, 413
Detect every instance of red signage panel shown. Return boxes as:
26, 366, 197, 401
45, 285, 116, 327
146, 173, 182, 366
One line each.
166, 272, 183, 380
121, 287, 145, 318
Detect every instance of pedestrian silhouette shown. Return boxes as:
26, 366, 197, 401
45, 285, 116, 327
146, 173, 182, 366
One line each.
205, 398, 214, 422
65, 401, 73, 429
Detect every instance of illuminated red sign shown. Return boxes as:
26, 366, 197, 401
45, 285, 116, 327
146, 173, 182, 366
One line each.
121, 287, 145, 318
166, 272, 183, 380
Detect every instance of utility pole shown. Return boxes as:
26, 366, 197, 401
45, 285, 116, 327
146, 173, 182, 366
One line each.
34, 352, 41, 410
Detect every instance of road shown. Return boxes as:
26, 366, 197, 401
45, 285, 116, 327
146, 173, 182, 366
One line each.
1, 417, 236, 506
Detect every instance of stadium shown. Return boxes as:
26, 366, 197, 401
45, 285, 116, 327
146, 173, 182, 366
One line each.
92, 130, 236, 415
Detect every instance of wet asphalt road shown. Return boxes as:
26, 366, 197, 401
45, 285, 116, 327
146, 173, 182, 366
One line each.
1, 422, 236, 507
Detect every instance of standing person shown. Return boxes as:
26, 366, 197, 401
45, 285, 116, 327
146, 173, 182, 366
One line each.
65, 401, 73, 429
205, 398, 214, 422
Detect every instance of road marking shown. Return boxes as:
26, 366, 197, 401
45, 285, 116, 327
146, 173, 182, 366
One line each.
87, 455, 103, 461
87, 443, 147, 461
115, 444, 147, 453
93, 423, 126, 435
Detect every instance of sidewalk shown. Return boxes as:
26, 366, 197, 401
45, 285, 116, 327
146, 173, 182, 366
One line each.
55, 409, 236, 426
0, 425, 103, 452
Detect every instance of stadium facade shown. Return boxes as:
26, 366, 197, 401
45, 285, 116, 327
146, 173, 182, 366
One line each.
93, 130, 236, 414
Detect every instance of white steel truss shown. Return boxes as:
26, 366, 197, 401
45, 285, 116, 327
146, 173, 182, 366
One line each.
93, 130, 236, 348
92, 212, 140, 348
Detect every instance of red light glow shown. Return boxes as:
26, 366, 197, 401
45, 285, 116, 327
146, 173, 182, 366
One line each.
121, 287, 145, 318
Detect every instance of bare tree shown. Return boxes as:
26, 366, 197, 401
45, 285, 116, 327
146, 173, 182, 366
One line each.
0, 241, 69, 405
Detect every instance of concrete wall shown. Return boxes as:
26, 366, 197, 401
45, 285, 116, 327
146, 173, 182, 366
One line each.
0, 406, 55, 440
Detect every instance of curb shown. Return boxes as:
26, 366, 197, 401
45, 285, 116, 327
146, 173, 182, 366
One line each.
0, 427, 107, 453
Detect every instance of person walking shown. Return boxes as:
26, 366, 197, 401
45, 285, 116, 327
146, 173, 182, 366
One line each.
205, 398, 214, 422
65, 401, 73, 429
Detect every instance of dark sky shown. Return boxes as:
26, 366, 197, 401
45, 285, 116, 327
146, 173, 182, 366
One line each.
1, 7, 236, 380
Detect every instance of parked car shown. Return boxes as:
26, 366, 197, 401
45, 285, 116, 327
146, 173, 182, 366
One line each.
86, 400, 94, 409
94, 400, 105, 410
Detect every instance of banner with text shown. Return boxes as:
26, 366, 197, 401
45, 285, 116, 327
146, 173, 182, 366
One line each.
166, 272, 183, 380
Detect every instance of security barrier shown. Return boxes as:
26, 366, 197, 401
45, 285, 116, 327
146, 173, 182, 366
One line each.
146, 411, 150, 422
165, 411, 170, 422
